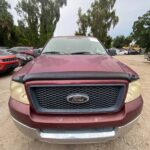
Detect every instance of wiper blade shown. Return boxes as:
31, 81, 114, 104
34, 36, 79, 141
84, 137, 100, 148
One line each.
71, 52, 91, 55
43, 51, 64, 54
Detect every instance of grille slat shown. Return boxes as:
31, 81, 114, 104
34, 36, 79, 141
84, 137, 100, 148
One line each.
2, 58, 17, 62
29, 84, 125, 114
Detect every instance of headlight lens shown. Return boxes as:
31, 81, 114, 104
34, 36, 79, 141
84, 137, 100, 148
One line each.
10, 81, 29, 104
125, 80, 141, 103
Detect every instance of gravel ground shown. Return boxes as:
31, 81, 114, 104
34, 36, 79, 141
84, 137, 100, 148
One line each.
0, 55, 150, 150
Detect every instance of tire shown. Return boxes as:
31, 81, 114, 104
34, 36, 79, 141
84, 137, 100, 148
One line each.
7, 68, 15, 73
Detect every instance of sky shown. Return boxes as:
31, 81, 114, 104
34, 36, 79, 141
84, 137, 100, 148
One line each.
7, 0, 150, 38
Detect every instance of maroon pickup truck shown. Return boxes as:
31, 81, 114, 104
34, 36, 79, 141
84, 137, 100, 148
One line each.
9, 36, 143, 144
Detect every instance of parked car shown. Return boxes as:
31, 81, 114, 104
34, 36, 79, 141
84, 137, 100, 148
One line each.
8, 47, 36, 65
0, 50, 19, 73
16, 53, 34, 66
116, 49, 128, 55
108, 48, 117, 56
144, 52, 150, 61
128, 49, 140, 55
109, 48, 128, 55
9, 36, 143, 144
0, 47, 9, 50
9, 47, 34, 56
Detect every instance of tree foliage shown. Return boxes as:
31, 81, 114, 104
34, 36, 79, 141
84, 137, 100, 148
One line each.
15, 0, 67, 47
112, 35, 125, 48
39, 0, 67, 46
75, 8, 89, 36
1, 0, 149, 50
105, 35, 112, 48
132, 10, 150, 52
16, 0, 39, 46
112, 35, 133, 48
12, 21, 32, 46
0, 0, 66, 47
124, 36, 133, 46
0, 0, 13, 46
76, 0, 119, 47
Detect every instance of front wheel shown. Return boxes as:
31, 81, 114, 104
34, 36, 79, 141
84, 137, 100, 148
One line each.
7, 68, 15, 73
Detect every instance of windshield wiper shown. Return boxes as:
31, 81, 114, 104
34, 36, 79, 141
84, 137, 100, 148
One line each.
43, 51, 65, 54
71, 52, 92, 55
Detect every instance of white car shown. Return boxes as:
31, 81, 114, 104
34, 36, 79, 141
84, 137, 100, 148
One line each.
118, 50, 128, 55
115, 49, 128, 55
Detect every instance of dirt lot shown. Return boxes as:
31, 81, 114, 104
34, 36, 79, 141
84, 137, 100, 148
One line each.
0, 55, 150, 150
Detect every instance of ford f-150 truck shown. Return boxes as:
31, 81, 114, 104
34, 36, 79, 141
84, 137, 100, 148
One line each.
9, 36, 143, 144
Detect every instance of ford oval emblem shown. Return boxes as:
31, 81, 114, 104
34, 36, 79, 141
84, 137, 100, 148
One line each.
67, 94, 89, 104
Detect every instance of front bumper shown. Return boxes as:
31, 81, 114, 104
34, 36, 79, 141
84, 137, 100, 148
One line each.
9, 96, 143, 129
0, 61, 18, 72
12, 116, 139, 144
9, 96, 143, 144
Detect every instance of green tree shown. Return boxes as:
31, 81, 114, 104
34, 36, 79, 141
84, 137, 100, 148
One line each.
0, 0, 13, 46
112, 35, 125, 48
11, 21, 31, 46
112, 35, 133, 48
39, 0, 67, 46
76, 0, 119, 46
124, 35, 133, 46
132, 10, 150, 52
16, 0, 67, 47
16, 0, 39, 46
75, 8, 89, 36
105, 35, 112, 48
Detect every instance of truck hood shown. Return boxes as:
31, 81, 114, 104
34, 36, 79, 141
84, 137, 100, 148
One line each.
28, 54, 124, 73
13, 54, 139, 82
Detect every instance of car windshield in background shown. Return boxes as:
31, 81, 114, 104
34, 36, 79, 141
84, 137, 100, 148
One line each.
0, 50, 10, 55
10, 47, 32, 51
0, 47, 8, 50
42, 37, 107, 55
0, 50, 4, 54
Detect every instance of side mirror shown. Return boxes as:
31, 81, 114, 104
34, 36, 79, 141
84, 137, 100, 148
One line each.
107, 49, 116, 56
33, 49, 42, 57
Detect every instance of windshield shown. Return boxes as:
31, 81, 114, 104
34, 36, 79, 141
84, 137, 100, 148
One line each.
42, 37, 107, 55
10, 47, 32, 51
0, 47, 8, 50
0, 50, 11, 55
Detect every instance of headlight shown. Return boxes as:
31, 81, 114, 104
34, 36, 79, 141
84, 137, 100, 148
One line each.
10, 81, 29, 104
125, 80, 141, 103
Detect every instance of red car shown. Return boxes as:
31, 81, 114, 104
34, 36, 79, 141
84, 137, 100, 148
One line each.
0, 50, 19, 73
9, 47, 34, 56
9, 36, 143, 144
